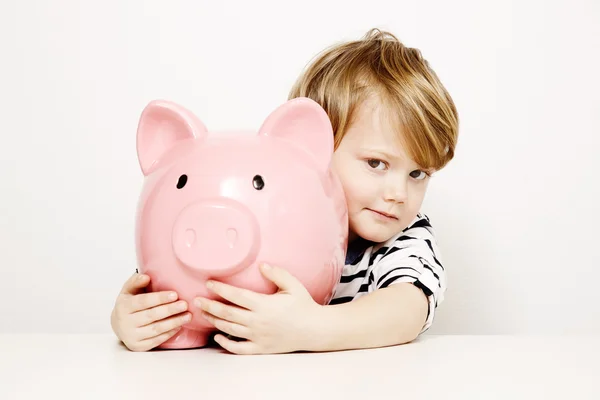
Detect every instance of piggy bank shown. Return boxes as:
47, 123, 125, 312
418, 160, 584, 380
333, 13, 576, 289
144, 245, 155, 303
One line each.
134, 97, 348, 349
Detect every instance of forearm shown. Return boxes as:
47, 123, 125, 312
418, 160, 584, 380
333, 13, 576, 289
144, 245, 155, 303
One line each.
305, 283, 429, 352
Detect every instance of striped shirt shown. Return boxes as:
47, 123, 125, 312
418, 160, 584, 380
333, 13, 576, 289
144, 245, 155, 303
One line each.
328, 213, 446, 334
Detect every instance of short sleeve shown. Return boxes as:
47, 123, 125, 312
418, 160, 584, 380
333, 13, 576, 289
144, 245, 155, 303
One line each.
371, 214, 447, 334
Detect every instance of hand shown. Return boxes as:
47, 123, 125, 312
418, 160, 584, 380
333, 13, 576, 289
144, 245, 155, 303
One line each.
194, 263, 323, 355
110, 272, 192, 352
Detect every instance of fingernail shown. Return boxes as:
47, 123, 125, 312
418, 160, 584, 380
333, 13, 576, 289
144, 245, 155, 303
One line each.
168, 292, 177, 300
206, 281, 214, 289
262, 263, 271, 270
183, 313, 192, 322
194, 298, 203, 308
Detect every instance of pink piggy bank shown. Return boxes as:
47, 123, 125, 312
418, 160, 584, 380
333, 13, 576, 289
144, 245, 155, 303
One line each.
134, 97, 348, 349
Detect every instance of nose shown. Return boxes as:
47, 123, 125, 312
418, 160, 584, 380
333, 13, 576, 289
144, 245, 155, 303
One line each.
383, 176, 408, 203
172, 199, 260, 276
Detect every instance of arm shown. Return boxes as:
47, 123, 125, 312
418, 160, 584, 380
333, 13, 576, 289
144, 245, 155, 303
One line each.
194, 216, 445, 355
306, 283, 429, 352
305, 213, 446, 352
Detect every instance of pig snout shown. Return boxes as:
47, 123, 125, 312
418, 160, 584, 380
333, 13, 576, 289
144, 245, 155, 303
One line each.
172, 200, 260, 275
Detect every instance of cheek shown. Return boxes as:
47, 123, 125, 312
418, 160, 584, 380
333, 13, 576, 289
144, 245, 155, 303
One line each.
406, 183, 427, 210
341, 172, 372, 210
332, 155, 374, 210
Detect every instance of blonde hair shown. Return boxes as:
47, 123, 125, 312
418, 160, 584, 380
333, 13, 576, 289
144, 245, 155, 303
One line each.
288, 28, 459, 171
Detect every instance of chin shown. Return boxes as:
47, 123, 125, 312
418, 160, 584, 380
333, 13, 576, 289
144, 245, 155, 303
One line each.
351, 223, 397, 244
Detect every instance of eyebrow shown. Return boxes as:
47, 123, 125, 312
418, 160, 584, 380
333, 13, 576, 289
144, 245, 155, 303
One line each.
363, 148, 404, 161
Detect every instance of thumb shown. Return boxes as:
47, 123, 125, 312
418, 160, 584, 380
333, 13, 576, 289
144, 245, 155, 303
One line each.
120, 272, 150, 295
260, 263, 307, 294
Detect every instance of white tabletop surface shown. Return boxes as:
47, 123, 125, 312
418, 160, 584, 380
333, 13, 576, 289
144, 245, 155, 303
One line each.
0, 333, 598, 399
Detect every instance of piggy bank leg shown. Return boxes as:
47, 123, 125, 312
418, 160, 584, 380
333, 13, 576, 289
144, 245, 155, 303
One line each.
157, 328, 210, 350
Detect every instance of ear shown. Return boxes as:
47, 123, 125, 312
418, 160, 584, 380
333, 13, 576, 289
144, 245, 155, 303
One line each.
258, 97, 334, 172
136, 100, 208, 176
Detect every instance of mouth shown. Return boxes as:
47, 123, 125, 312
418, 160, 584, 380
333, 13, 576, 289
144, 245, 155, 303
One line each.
367, 209, 398, 220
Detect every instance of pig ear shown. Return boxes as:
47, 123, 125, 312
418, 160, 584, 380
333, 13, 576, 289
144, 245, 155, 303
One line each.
258, 97, 334, 172
136, 100, 208, 176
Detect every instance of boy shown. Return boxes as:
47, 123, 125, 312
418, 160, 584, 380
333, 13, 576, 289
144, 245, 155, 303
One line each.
111, 28, 459, 353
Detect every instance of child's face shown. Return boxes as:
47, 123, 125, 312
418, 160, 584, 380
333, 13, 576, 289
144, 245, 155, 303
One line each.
331, 99, 431, 243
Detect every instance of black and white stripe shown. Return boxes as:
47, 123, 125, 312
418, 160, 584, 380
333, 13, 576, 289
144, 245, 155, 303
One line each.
328, 213, 446, 334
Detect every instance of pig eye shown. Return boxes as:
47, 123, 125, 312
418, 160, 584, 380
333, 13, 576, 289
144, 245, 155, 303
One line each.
252, 175, 265, 190
176, 174, 188, 189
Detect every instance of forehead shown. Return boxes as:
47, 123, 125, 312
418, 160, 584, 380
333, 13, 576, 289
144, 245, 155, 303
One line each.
173, 135, 321, 175
343, 98, 411, 160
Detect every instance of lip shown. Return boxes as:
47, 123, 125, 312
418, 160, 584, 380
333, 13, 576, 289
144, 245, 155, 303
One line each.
367, 209, 398, 220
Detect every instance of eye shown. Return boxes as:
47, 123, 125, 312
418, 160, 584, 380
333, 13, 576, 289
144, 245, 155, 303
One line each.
252, 175, 265, 190
367, 159, 387, 170
409, 170, 429, 180
176, 174, 188, 189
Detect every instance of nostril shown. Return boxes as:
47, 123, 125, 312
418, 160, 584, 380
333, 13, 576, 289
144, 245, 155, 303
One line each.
226, 228, 237, 248
184, 229, 196, 247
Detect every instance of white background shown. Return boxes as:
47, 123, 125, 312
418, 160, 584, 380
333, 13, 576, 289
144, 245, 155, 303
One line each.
1, 0, 598, 335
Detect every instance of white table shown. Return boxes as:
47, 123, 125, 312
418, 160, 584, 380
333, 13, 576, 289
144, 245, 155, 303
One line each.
0, 334, 598, 399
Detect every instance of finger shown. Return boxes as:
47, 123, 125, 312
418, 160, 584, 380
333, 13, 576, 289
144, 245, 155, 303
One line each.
195, 297, 251, 327
137, 311, 192, 340
213, 333, 260, 355
200, 311, 252, 341
120, 273, 151, 295
205, 280, 262, 310
133, 326, 182, 352
259, 263, 306, 294
127, 290, 179, 313
133, 300, 188, 327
